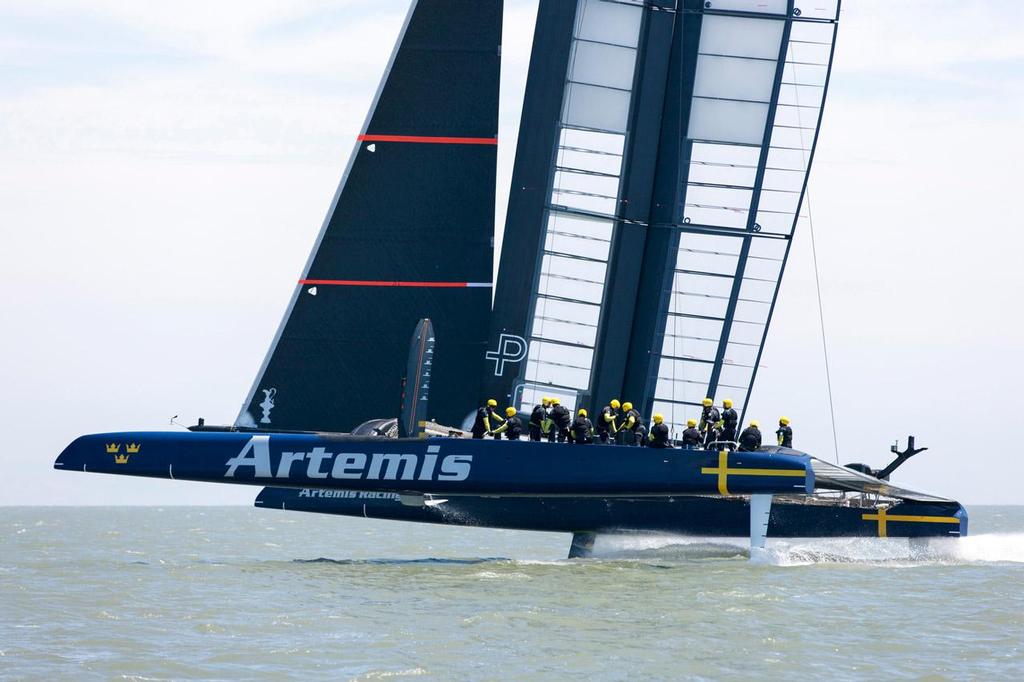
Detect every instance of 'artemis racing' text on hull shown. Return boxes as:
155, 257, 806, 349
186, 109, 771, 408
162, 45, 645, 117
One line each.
224, 436, 472, 482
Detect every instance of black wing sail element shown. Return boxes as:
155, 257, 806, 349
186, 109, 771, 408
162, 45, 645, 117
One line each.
237, 0, 502, 432
398, 318, 436, 439
486, 0, 655, 411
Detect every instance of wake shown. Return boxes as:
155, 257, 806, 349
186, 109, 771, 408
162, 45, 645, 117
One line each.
591, 532, 1024, 566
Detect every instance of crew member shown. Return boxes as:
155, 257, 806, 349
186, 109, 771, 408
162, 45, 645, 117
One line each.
529, 397, 550, 441
617, 402, 643, 446
681, 418, 703, 447
472, 398, 504, 439
699, 397, 721, 447
491, 407, 524, 440
648, 413, 671, 449
707, 418, 724, 449
720, 398, 738, 447
596, 399, 621, 444
550, 398, 571, 443
776, 416, 793, 448
542, 405, 556, 442
738, 420, 762, 452
571, 408, 594, 444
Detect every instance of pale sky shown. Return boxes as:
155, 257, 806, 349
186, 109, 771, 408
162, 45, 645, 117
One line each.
1, 1, 1022, 506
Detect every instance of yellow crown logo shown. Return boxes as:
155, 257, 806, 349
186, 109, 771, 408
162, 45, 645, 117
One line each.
106, 443, 121, 454
126, 443, 141, 454
114, 453, 130, 464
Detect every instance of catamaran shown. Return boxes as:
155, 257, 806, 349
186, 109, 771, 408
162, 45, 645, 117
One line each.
54, 0, 967, 557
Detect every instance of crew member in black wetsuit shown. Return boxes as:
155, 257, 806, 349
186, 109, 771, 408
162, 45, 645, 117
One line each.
648, 413, 671, 449
738, 420, 762, 452
471, 398, 504, 439
776, 416, 793, 448
570, 409, 594, 444
681, 418, 703, 448
618, 402, 643, 446
720, 398, 738, 447
550, 398, 571, 443
699, 397, 721, 448
529, 397, 550, 441
596, 399, 620, 444
491, 407, 523, 440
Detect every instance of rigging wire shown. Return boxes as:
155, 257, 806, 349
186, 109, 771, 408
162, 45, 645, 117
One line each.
805, 190, 841, 464
793, 33, 841, 464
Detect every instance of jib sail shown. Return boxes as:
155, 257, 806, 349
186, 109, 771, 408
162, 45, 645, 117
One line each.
237, 0, 502, 432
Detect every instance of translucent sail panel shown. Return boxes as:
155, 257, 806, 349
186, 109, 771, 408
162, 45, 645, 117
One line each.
515, 0, 645, 410
651, 231, 788, 435
684, 143, 762, 228
688, 14, 784, 147
683, 14, 787, 230
551, 128, 626, 217
522, 212, 612, 397
562, 0, 643, 135
704, 0, 788, 14
756, 19, 837, 235
794, 1, 839, 20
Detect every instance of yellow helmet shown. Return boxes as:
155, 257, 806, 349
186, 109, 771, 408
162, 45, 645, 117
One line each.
702, 397, 713, 407
750, 420, 759, 428
551, 398, 560, 405
622, 402, 633, 411
610, 399, 621, 409
487, 399, 497, 408
505, 407, 517, 417
723, 399, 733, 408
542, 397, 551, 406
578, 408, 587, 417
687, 418, 697, 428
653, 413, 664, 424
779, 416, 790, 426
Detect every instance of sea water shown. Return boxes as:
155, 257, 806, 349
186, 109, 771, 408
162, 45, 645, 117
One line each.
2, 506, 1022, 680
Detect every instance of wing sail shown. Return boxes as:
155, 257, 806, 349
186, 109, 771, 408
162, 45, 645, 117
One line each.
639, 1, 841, 432
486, 0, 651, 411
487, 0, 839, 429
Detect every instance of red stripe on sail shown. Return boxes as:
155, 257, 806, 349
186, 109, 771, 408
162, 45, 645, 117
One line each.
300, 279, 491, 288
357, 134, 497, 145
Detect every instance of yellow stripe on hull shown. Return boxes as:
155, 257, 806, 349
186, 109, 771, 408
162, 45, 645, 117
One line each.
862, 507, 960, 537
700, 450, 805, 496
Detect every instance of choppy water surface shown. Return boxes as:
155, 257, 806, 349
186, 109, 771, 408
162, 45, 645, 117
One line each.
2, 506, 1023, 680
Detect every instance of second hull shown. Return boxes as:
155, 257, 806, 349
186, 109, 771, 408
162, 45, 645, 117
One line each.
255, 488, 967, 539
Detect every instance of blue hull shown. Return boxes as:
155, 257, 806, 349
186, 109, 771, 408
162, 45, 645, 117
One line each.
54, 431, 813, 497
255, 488, 967, 539
54, 430, 966, 538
